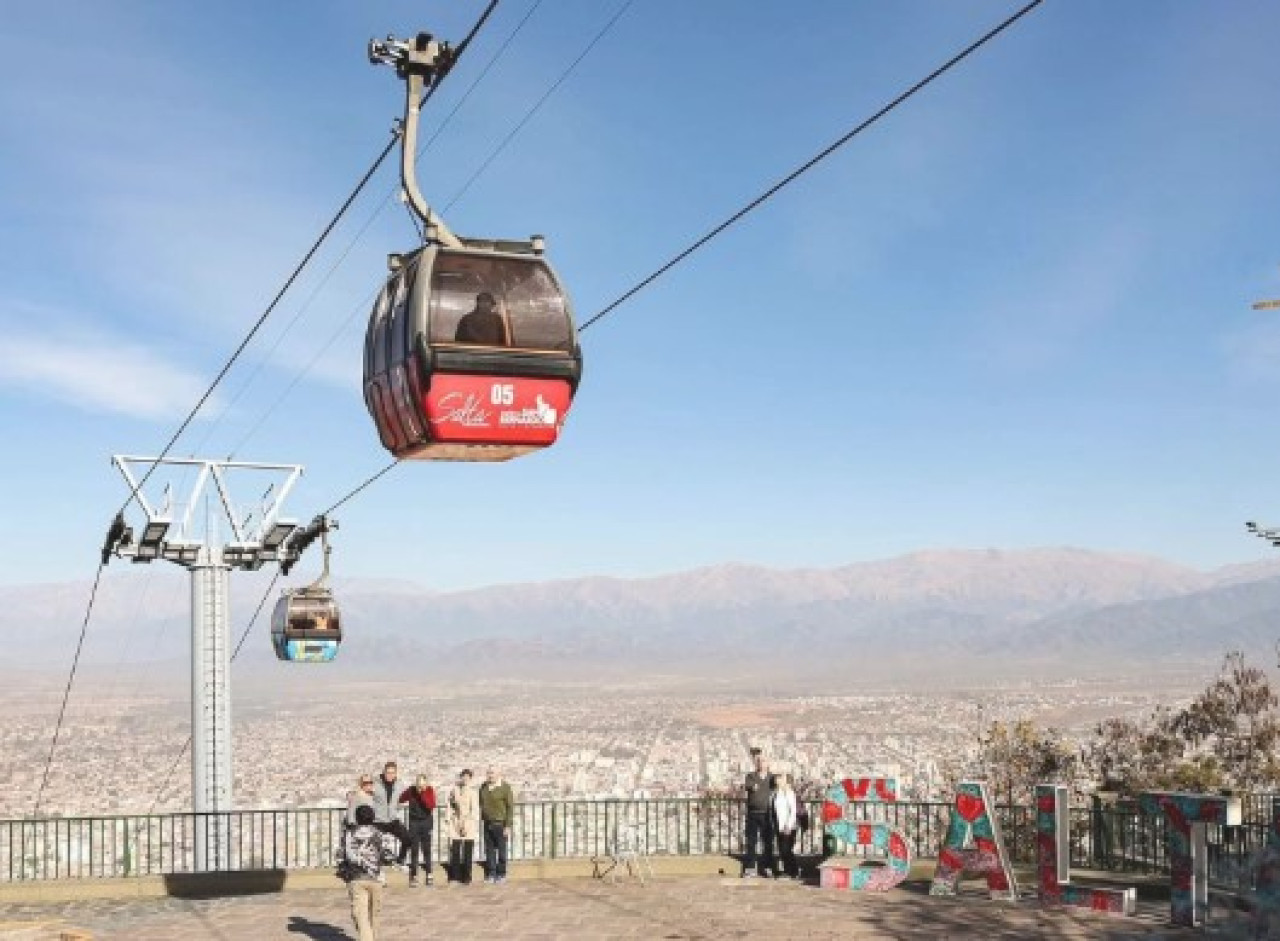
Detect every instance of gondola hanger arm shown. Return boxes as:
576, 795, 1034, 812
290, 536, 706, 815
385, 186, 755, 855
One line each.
370, 32, 464, 248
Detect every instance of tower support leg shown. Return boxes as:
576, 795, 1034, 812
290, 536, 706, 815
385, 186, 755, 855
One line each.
191, 557, 232, 870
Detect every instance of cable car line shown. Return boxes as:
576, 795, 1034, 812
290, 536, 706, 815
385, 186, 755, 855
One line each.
365, 19, 592, 462
35, 3, 504, 819
233, 572, 284, 663
51, 120, 397, 805
233, 2, 576, 473
276, 3, 636, 508
116, 0, 502, 514
421, 0, 545, 164
116, 133, 400, 517
579, 0, 1043, 332
227, 287, 383, 460
325, 460, 401, 516
146, 739, 190, 819
319, 0, 1044, 519
442, 0, 634, 214
205, 0, 539, 463
36, 4, 505, 820
32, 563, 106, 817
145, 572, 281, 816
45, 0, 1041, 821
215, 0, 618, 468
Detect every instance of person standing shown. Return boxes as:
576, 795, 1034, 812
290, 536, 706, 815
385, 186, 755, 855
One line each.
371, 761, 412, 868
347, 774, 375, 826
399, 774, 437, 887
447, 769, 480, 884
772, 772, 800, 880
479, 767, 515, 884
337, 804, 385, 941
742, 747, 777, 878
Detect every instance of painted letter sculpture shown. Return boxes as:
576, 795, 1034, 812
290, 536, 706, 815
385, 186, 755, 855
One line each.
1253, 798, 1280, 936
1036, 785, 1135, 915
819, 777, 912, 891
1138, 791, 1242, 927
929, 781, 1018, 900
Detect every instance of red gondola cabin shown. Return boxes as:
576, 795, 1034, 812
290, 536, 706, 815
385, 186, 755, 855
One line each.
363, 241, 581, 461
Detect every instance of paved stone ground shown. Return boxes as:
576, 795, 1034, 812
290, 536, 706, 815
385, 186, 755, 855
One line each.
0, 876, 1246, 941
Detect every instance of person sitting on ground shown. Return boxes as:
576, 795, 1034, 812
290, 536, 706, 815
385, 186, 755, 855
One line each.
338, 804, 385, 941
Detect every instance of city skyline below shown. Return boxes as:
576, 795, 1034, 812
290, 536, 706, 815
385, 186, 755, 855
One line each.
0, 672, 1191, 819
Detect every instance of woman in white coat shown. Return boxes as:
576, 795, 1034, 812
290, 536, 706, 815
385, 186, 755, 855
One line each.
772, 772, 800, 879
446, 769, 480, 884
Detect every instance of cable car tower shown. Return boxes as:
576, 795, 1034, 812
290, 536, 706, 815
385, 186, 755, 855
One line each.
102, 456, 325, 870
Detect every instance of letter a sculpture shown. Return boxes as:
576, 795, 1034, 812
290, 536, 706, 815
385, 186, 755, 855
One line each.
929, 781, 1017, 900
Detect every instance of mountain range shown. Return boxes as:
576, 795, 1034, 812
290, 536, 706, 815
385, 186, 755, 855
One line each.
5, 548, 1280, 685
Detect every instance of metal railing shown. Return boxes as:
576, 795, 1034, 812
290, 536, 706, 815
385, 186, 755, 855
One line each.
2, 798, 1276, 883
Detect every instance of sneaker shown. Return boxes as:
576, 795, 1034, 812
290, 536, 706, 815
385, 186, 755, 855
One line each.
497, 876, 507, 884
741, 870, 757, 879
409, 877, 419, 887
425, 874, 435, 886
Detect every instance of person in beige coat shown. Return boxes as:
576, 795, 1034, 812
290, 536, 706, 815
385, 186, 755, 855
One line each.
446, 769, 480, 884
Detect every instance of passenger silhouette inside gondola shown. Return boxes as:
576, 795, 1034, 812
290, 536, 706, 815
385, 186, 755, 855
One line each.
454, 291, 509, 346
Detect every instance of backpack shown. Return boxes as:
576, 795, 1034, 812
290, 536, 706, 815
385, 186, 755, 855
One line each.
335, 826, 356, 881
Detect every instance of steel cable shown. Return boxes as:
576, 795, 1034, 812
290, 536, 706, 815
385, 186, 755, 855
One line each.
319, 0, 1045, 515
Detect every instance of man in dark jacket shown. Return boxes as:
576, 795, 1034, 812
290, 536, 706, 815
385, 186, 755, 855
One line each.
454, 292, 508, 346
742, 747, 777, 878
479, 767, 515, 883
400, 774, 437, 887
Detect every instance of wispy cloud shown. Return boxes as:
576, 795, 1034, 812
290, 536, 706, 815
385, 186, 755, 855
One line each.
0, 8, 390, 396
1221, 320, 1280, 386
0, 320, 216, 421
968, 224, 1145, 374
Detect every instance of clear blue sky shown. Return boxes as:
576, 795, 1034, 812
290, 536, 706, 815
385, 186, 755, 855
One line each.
1, 0, 1279, 590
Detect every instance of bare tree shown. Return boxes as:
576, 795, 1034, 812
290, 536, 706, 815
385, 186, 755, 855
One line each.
1171, 651, 1280, 791
1084, 651, 1280, 795
955, 719, 1081, 807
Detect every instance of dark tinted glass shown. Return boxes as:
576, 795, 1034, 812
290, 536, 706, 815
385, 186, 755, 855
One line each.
366, 281, 392, 374
429, 251, 572, 351
388, 267, 415, 364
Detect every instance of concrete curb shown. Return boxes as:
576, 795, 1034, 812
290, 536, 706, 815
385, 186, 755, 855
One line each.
0, 858, 1173, 906
0, 856, 741, 904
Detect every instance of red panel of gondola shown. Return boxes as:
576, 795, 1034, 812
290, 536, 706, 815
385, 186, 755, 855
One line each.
424, 373, 572, 446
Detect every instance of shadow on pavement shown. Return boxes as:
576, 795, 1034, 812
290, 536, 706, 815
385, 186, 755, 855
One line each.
162, 869, 288, 898
286, 914, 353, 939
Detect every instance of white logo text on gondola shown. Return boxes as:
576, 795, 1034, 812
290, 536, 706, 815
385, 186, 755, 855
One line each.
432, 390, 558, 428
432, 392, 490, 427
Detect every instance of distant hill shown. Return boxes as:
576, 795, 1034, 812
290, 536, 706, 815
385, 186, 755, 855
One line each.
4, 548, 1279, 683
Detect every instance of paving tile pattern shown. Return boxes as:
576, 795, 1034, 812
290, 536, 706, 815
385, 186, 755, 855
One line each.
0, 876, 1238, 940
